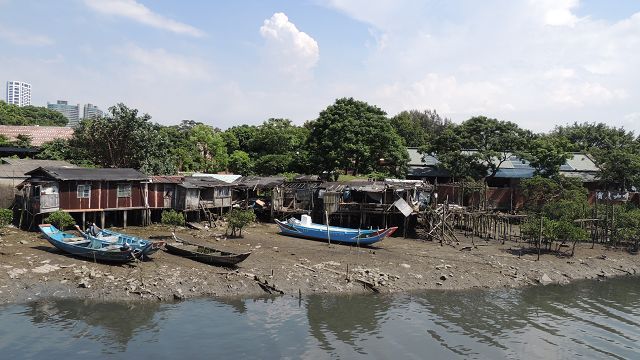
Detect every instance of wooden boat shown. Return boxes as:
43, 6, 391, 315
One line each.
78, 226, 165, 260
275, 215, 397, 246
165, 235, 251, 267
38, 224, 136, 263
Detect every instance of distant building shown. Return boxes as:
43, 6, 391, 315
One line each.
47, 100, 80, 127
83, 103, 104, 120
6, 81, 32, 107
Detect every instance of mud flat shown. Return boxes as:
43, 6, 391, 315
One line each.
0, 223, 638, 303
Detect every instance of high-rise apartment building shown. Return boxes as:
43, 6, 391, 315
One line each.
47, 100, 80, 126
6, 81, 32, 106
83, 103, 104, 120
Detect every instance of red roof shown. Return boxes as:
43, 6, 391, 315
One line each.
0, 125, 73, 146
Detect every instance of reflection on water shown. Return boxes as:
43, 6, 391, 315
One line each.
306, 293, 393, 354
0, 277, 638, 359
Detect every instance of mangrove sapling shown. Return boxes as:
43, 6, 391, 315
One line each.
44, 211, 75, 230
161, 209, 185, 233
226, 209, 256, 238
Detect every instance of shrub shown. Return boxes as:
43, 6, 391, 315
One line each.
161, 210, 185, 232
44, 211, 75, 230
226, 209, 256, 237
0, 208, 13, 231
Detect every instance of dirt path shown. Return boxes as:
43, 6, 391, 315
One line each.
0, 223, 638, 303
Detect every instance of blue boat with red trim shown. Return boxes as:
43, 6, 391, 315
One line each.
275, 215, 396, 246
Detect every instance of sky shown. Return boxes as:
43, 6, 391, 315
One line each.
0, 0, 639, 133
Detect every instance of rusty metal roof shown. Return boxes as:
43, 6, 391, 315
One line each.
150, 175, 184, 184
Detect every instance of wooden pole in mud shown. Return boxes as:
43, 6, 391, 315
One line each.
538, 216, 543, 261
325, 210, 331, 246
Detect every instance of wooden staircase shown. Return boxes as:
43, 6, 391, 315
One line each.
199, 200, 214, 228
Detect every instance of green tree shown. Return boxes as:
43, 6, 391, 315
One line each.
422, 116, 531, 181
187, 124, 228, 173
520, 135, 572, 177
228, 150, 253, 175
161, 209, 185, 232
551, 122, 640, 189
70, 103, 175, 174
0, 101, 68, 126
226, 209, 256, 237
14, 134, 33, 148
227, 124, 259, 153
390, 109, 450, 147
307, 97, 408, 177
44, 211, 75, 230
0, 208, 13, 232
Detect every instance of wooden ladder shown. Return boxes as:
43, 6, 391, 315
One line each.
199, 200, 214, 228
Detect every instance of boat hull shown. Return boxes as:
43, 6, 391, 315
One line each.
275, 219, 396, 246
165, 235, 251, 267
38, 224, 135, 263
92, 229, 164, 260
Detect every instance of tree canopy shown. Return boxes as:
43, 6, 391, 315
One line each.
390, 109, 450, 147
0, 101, 68, 126
422, 116, 531, 181
307, 97, 408, 177
69, 103, 175, 174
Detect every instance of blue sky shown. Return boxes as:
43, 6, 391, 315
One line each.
1, 0, 639, 133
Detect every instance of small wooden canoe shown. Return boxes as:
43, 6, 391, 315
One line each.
165, 235, 251, 267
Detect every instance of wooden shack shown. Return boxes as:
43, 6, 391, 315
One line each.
314, 180, 433, 234
175, 176, 235, 221
272, 176, 322, 217
17, 167, 149, 229
232, 176, 286, 219
147, 175, 183, 222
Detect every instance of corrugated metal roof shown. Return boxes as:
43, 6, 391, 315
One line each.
560, 153, 599, 172
26, 167, 148, 181
234, 176, 285, 188
407, 148, 599, 180
0, 125, 73, 146
191, 173, 242, 183
0, 159, 76, 179
407, 147, 439, 166
321, 180, 428, 192
181, 176, 233, 188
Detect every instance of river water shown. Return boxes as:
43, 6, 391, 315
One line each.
1, 277, 638, 359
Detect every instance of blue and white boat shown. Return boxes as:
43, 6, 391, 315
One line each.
39, 224, 136, 263
275, 215, 397, 246
77, 226, 165, 260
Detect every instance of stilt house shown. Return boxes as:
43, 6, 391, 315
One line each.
17, 167, 149, 228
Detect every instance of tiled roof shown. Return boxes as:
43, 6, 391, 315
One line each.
0, 125, 73, 146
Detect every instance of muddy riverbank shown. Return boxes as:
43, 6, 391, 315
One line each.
0, 223, 638, 303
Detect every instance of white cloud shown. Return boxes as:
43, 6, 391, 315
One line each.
84, 0, 204, 37
534, 0, 581, 27
259, 12, 319, 81
121, 43, 211, 81
316, 0, 640, 133
0, 25, 53, 46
